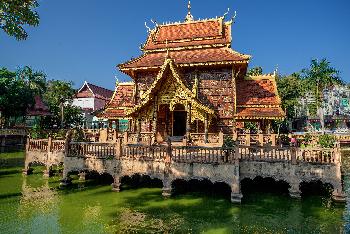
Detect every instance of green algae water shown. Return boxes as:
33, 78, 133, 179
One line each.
0, 151, 349, 233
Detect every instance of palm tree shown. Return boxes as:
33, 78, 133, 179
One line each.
302, 58, 343, 132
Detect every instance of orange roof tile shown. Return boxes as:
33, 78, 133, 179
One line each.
101, 83, 134, 118
120, 47, 248, 70
235, 107, 285, 119
236, 78, 280, 106
143, 19, 231, 50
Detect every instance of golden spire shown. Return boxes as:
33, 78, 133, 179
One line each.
185, 0, 194, 22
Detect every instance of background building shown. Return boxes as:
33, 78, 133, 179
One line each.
73, 81, 113, 128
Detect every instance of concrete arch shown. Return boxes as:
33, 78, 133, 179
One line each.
171, 177, 231, 199
241, 176, 290, 195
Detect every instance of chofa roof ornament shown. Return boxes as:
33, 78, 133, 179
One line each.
185, 0, 194, 22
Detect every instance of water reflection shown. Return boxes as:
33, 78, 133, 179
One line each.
17, 176, 60, 233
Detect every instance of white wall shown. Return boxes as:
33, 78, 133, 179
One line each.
72, 98, 95, 110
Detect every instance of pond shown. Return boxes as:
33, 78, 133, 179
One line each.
0, 151, 349, 233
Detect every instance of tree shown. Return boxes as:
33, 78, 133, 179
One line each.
302, 58, 342, 103
276, 73, 306, 119
43, 80, 83, 128
302, 58, 343, 131
0, 67, 34, 125
0, 0, 40, 40
16, 66, 46, 95
247, 66, 263, 76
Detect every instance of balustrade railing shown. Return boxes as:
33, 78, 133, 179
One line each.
68, 142, 116, 158
51, 140, 65, 152
172, 146, 236, 164
236, 134, 277, 146
28, 139, 48, 152
190, 133, 223, 146
296, 148, 337, 164
0, 128, 27, 136
122, 144, 167, 161
239, 146, 291, 162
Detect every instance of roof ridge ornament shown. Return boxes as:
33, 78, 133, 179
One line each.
226, 10, 237, 25
185, 0, 194, 22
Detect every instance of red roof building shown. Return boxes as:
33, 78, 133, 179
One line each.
104, 4, 284, 137
26, 95, 51, 116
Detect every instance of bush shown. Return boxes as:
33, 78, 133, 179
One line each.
318, 134, 336, 148
29, 124, 48, 139
223, 135, 235, 148
279, 134, 290, 146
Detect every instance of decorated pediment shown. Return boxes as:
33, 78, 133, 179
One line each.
126, 58, 214, 122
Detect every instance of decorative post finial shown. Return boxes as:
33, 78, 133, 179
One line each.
185, 0, 194, 22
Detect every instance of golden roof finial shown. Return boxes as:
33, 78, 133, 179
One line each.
185, 0, 194, 22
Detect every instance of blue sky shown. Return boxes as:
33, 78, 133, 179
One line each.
1, 0, 349, 90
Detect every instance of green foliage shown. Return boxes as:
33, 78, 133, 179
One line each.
244, 122, 258, 132
279, 134, 290, 146
304, 133, 312, 144
302, 58, 342, 107
71, 128, 86, 142
42, 80, 83, 128
0, 0, 40, 40
276, 73, 305, 119
223, 135, 235, 148
247, 66, 263, 76
0, 68, 34, 123
307, 102, 318, 117
318, 134, 336, 148
0, 66, 83, 129
29, 123, 47, 139
16, 66, 46, 95
0, 66, 47, 126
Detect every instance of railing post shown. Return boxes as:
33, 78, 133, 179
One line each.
123, 131, 129, 144
48, 136, 53, 153
115, 138, 122, 159
219, 131, 224, 146
246, 133, 251, 146
234, 144, 241, 161
291, 147, 297, 164
166, 137, 172, 163
204, 114, 208, 143
271, 134, 276, 147
258, 134, 263, 146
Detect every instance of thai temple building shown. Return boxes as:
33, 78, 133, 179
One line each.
102, 2, 284, 142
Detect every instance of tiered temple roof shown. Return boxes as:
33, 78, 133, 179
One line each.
101, 82, 134, 119
119, 16, 250, 76
235, 74, 285, 120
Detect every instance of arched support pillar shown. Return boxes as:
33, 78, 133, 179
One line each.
230, 178, 242, 203
60, 168, 72, 187
79, 171, 86, 181
289, 180, 301, 199
22, 161, 32, 175
331, 181, 346, 202
111, 175, 121, 192
43, 165, 51, 178
162, 177, 172, 198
